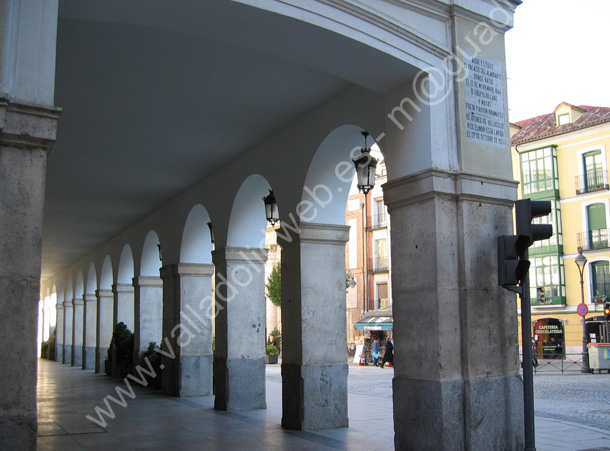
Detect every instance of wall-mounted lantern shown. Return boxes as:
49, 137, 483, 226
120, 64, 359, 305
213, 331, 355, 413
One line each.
263, 189, 279, 226
352, 131, 377, 195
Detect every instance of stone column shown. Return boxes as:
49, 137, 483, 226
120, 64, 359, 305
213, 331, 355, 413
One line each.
383, 170, 523, 450
277, 223, 350, 430
113, 283, 135, 331
96, 289, 114, 373
72, 297, 84, 367
0, 0, 60, 444
133, 276, 163, 365
83, 293, 97, 370
63, 300, 74, 364
112, 283, 135, 376
56, 302, 64, 362
160, 264, 214, 396
213, 247, 268, 411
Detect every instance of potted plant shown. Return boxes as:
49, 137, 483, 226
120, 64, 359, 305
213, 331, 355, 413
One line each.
266, 344, 279, 364
107, 322, 134, 378
139, 341, 162, 389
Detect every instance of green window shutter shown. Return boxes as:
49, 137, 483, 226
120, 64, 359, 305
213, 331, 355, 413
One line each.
587, 204, 606, 230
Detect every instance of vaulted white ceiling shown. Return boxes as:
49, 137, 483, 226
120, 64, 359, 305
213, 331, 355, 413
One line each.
42, 0, 420, 280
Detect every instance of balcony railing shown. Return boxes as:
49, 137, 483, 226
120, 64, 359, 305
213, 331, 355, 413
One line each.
370, 256, 389, 272
577, 228, 610, 251
369, 213, 388, 230
575, 170, 609, 195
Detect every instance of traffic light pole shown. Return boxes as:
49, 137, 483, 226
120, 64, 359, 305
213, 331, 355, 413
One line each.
520, 251, 536, 451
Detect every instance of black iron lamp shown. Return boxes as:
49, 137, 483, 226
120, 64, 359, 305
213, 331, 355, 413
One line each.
263, 189, 279, 226
575, 249, 591, 373
352, 131, 377, 195
207, 221, 215, 244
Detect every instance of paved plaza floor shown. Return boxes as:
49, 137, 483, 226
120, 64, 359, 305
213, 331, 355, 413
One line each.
37, 359, 610, 450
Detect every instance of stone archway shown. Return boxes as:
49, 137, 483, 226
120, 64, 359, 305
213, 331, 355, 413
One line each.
213, 174, 271, 411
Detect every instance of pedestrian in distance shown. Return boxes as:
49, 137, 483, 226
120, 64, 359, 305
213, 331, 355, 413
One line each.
372, 338, 380, 366
380, 337, 394, 368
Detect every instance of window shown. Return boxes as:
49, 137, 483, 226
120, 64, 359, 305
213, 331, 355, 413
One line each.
529, 255, 565, 305
373, 199, 387, 228
377, 282, 389, 308
592, 262, 610, 302
587, 203, 608, 249
583, 150, 605, 191
557, 113, 570, 126
373, 238, 388, 271
520, 147, 559, 198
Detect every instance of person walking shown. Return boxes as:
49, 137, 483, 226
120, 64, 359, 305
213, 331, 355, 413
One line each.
372, 338, 380, 366
380, 337, 393, 368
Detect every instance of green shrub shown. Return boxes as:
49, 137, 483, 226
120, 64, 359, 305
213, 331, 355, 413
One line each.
266, 344, 279, 356
108, 322, 134, 378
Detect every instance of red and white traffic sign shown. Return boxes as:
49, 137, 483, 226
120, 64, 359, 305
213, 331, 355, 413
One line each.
577, 303, 588, 317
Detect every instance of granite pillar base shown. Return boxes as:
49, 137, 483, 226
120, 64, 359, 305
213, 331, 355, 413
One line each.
214, 357, 266, 411
180, 355, 213, 397
282, 363, 348, 430
72, 346, 82, 368
97, 347, 109, 374
63, 345, 72, 364
393, 375, 524, 451
84, 346, 96, 370
0, 414, 36, 451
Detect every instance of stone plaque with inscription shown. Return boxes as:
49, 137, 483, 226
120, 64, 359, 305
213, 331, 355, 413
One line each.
464, 55, 506, 149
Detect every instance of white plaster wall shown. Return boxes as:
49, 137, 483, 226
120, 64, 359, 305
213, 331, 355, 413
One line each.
0, 0, 58, 105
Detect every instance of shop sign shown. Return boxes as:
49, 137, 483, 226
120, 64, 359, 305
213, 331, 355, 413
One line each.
533, 318, 565, 359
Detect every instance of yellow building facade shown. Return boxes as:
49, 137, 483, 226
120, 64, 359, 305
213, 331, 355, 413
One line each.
511, 103, 610, 358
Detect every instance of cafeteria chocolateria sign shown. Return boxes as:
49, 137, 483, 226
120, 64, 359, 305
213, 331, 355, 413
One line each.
533, 318, 565, 359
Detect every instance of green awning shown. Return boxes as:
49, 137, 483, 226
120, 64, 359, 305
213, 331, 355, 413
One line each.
354, 307, 393, 331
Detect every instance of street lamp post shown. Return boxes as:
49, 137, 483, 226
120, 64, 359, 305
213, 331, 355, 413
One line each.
575, 250, 591, 373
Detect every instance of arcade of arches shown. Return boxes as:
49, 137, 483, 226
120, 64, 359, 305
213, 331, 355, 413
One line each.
1, 1, 523, 449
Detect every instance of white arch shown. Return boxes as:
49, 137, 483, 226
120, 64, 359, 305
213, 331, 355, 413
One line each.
117, 245, 135, 284
86, 263, 97, 294
74, 271, 84, 299
100, 256, 113, 289
181, 204, 213, 264
301, 124, 378, 225
58, 282, 66, 306
227, 174, 271, 248
141, 231, 162, 276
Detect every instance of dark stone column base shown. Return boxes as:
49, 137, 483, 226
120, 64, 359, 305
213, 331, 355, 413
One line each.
282, 363, 348, 430
214, 357, 266, 411
393, 375, 524, 450
0, 414, 36, 451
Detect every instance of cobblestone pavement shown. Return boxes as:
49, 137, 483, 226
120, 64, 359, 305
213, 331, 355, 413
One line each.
533, 373, 610, 431
269, 362, 610, 432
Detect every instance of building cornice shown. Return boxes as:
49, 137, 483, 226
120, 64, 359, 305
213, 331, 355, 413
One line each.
0, 95, 61, 151
318, 0, 451, 59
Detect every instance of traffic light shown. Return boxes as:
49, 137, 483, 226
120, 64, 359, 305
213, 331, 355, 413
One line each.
497, 199, 553, 293
605, 302, 610, 321
515, 199, 553, 246
497, 235, 531, 288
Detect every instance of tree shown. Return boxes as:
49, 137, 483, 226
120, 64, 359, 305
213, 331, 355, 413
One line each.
266, 262, 281, 308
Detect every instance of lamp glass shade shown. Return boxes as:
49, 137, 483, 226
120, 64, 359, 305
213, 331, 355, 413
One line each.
575, 251, 587, 269
353, 149, 377, 194
263, 190, 279, 225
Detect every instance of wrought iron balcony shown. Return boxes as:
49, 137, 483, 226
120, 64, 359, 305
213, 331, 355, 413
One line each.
575, 171, 609, 195
370, 256, 389, 272
369, 213, 388, 230
577, 229, 610, 251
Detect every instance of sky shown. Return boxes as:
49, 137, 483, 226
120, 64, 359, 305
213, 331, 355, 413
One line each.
505, 0, 610, 123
